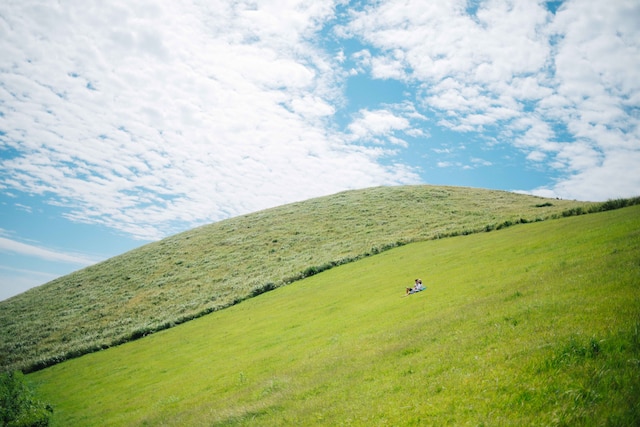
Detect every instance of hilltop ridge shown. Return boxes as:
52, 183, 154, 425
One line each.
0, 185, 606, 372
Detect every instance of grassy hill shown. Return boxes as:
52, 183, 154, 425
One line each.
27, 204, 640, 426
0, 185, 620, 373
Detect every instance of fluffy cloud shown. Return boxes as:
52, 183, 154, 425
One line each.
0, 0, 419, 240
348, 109, 410, 142
342, 0, 640, 200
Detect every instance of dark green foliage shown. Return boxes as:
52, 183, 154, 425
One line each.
250, 282, 277, 297
0, 371, 52, 427
302, 266, 321, 278
562, 206, 586, 217
558, 197, 640, 218
496, 220, 513, 230
593, 197, 640, 212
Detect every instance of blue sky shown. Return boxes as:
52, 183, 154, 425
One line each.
1, 0, 639, 300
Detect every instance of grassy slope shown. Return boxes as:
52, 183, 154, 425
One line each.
0, 185, 600, 373
29, 205, 640, 426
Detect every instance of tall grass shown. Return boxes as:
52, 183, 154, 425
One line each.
28, 205, 640, 426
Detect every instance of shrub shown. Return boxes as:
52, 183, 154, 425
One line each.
562, 207, 585, 217
302, 266, 320, 278
496, 220, 513, 230
596, 197, 640, 212
0, 371, 53, 426
250, 282, 277, 297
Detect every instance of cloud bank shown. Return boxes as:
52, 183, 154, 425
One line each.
0, 0, 418, 240
341, 0, 640, 199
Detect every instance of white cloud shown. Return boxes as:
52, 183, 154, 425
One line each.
370, 51, 407, 80
342, 0, 640, 200
351, 49, 372, 75
0, 237, 97, 265
346, 101, 428, 146
527, 151, 547, 162
533, 149, 640, 201
0, 0, 419, 240
348, 109, 410, 140
343, 0, 551, 84
554, 142, 603, 172
471, 158, 492, 167
432, 148, 452, 155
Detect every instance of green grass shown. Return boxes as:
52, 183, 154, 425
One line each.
28, 205, 640, 426
0, 185, 607, 373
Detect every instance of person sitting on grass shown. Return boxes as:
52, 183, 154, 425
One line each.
406, 279, 425, 295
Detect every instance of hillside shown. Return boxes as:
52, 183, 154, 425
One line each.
29, 205, 640, 426
0, 185, 607, 372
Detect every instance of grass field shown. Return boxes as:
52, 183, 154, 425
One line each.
28, 205, 640, 426
0, 185, 605, 373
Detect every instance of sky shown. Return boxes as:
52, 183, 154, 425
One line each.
1, 0, 639, 301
